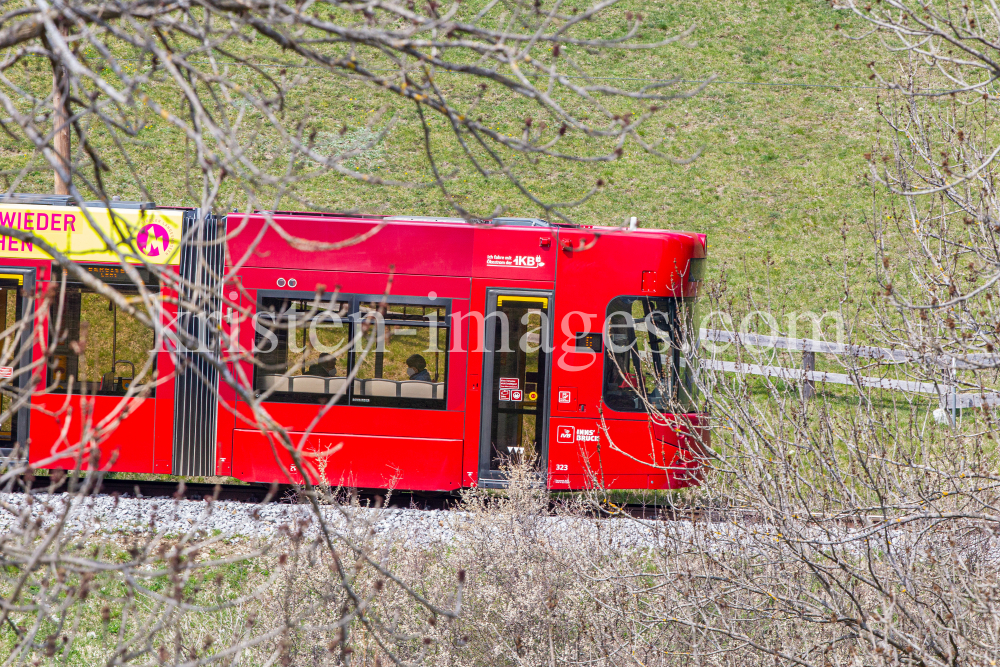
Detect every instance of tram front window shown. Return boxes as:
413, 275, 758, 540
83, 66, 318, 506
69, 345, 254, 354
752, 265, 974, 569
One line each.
602, 296, 698, 413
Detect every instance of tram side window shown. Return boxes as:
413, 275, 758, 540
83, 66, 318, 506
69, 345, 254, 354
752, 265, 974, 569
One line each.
352, 301, 447, 409
253, 296, 352, 403
602, 296, 698, 413
49, 286, 159, 396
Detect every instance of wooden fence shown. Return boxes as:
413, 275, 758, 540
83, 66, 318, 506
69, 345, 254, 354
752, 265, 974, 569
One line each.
698, 329, 1000, 410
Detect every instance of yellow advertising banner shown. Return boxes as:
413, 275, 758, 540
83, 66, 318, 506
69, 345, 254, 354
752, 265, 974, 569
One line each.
0, 204, 184, 266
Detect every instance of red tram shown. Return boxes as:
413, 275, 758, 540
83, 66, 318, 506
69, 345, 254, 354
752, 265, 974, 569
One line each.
2, 196, 707, 491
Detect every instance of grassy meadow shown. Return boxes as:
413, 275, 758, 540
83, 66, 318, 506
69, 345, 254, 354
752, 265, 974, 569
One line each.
0, 0, 900, 316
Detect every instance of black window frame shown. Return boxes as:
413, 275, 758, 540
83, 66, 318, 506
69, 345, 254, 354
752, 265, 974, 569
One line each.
601, 295, 698, 414
0, 267, 36, 450
252, 290, 354, 405
47, 263, 161, 397
252, 290, 451, 410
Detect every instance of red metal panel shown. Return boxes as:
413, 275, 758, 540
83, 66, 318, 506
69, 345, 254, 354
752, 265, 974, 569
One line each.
459, 279, 487, 487
231, 428, 463, 490
553, 231, 656, 423
231, 287, 259, 419
214, 276, 246, 476
154, 269, 180, 474
555, 386, 578, 411
602, 475, 648, 490
460, 276, 556, 487
29, 395, 156, 472
472, 225, 557, 281
641, 270, 657, 294
546, 416, 695, 490
234, 402, 465, 442
547, 474, 583, 490
544, 228, 706, 489
228, 215, 476, 277
152, 397, 173, 474
236, 268, 471, 301
31, 261, 179, 475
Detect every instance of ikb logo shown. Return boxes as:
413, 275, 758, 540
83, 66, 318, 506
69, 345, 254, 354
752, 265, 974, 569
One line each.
513, 255, 544, 268
486, 253, 546, 268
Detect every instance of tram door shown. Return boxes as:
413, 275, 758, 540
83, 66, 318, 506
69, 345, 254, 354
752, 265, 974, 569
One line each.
478, 290, 553, 486
0, 269, 34, 454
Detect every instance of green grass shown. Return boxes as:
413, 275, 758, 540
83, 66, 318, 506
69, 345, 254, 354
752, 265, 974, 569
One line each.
0, 540, 276, 666
0, 0, 896, 318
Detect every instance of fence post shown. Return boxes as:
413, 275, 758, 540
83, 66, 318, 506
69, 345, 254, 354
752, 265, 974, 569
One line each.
950, 358, 958, 426
802, 350, 815, 399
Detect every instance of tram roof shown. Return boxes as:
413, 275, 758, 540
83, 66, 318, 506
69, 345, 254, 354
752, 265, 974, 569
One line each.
251, 210, 703, 241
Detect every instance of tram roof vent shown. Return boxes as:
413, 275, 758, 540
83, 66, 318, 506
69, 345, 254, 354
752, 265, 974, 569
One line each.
83, 199, 157, 210
385, 215, 470, 224
489, 217, 552, 227
0, 193, 73, 206
0, 193, 156, 209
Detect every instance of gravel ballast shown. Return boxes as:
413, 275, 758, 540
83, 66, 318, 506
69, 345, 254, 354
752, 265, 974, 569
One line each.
0, 492, 721, 551
4, 492, 994, 560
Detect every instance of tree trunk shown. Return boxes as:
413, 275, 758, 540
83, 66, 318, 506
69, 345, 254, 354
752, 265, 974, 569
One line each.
52, 55, 69, 195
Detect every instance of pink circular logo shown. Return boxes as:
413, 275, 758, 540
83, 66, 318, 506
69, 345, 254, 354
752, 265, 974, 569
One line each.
137, 223, 170, 257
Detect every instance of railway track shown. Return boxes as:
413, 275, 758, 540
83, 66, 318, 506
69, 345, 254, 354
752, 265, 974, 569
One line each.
16, 475, 463, 510
12, 474, 723, 521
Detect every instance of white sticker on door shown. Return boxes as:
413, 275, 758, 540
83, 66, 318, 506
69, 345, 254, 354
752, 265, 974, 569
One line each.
487, 254, 545, 268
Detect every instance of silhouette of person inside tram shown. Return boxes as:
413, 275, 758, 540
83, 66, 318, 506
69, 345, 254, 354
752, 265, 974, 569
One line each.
306, 355, 337, 377
405, 354, 432, 382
